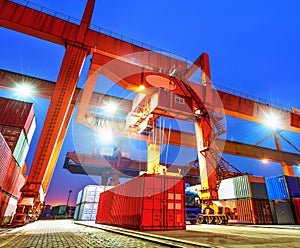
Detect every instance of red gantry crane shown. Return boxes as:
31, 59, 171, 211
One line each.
0, 0, 299, 225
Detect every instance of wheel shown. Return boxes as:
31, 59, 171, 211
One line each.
222, 219, 228, 225
190, 220, 197, 225
215, 218, 223, 225
197, 215, 205, 224
207, 217, 215, 224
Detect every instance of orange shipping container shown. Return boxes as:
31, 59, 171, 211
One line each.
96, 174, 185, 231
221, 199, 272, 224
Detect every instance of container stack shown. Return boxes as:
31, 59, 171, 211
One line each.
218, 175, 272, 224
265, 175, 300, 224
0, 97, 35, 225
96, 174, 185, 231
0, 97, 36, 168
74, 185, 114, 221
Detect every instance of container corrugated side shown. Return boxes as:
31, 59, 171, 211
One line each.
221, 199, 272, 224
0, 97, 34, 135
96, 174, 185, 231
250, 182, 268, 200
26, 116, 36, 145
0, 133, 13, 187
218, 178, 235, 200
0, 125, 22, 152
274, 201, 295, 224
269, 201, 277, 224
73, 205, 80, 220
285, 176, 300, 198
77, 203, 98, 221
266, 176, 289, 200
76, 190, 83, 205
233, 176, 250, 199
291, 198, 300, 224
15, 138, 29, 168
12, 129, 27, 167
11, 173, 26, 198
81, 185, 106, 203
0, 191, 10, 225
2, 197, 18, 225
233, 175, 268, 199
2, 160, 21, 194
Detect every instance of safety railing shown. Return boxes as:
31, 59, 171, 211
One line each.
9, 0, 190, 65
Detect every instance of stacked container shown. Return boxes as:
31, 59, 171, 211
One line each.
265, 175, 300, 224
96, 174, 185, 231
74, 185, 114, 221
218, 175, 272, 224
0, 97, 36, 225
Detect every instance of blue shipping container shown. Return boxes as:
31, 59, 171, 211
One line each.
266, 176, 300, 200
285, 176, 300, 198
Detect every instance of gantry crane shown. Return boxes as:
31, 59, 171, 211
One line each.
0, 0, 299, 226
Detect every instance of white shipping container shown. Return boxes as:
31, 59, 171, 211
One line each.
77, 203, 98, 221
218, 178, 236, 200
74, 205, 80, 220
76, 190, 83, 205
27, 116, 36, 145
16, 140, 29, 168
2, 197, 18, 225
81, 185, 99, 203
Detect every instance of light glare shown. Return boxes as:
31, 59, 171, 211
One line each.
99, 129, 113, 143
139, 84, 145, 90
262, 159, 268, 164
14, 83, 35, 97
264, 113, 281, 129
104, 102, 118, 114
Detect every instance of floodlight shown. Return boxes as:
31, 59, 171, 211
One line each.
139, 84, 145, 90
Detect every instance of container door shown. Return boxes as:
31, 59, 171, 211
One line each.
275, 201, 295, 224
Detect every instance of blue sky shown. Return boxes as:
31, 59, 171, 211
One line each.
0, 0, 300, 205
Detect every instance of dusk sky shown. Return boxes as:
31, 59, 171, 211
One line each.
0, 0, 300, 206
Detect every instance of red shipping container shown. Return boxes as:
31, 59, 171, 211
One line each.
292, 198, 300, 224
0, 191, 10, 225
2, 160, 21, 195
11, 173, 26, 199
0, 133, 13, 187
96, 174, 185, 231
0, 96, 34, 135
221, 199, 272, 224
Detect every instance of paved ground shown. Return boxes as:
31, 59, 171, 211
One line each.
153, 224, 300, 248
1, 220, 300, 248
0, 220, 168, 248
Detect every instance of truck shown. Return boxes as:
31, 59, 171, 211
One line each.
185, 189, 201, 224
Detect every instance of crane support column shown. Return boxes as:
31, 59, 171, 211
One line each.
147, 143, 161, 174
13, 44, 89, 224
274, 132, 294, 176
195, 119, 218, 202
76, 62, 99, 122
12, 0, 95, 225
42, 102, 76, 194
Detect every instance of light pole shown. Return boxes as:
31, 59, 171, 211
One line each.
66, 190, 72, 206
